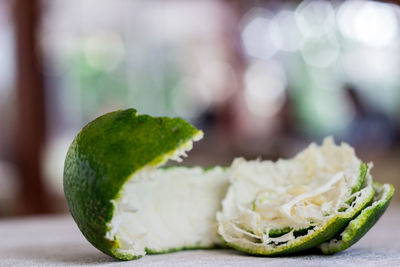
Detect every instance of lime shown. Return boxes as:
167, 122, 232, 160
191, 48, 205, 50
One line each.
64, 110, 393, 260
64, 109, 229, 260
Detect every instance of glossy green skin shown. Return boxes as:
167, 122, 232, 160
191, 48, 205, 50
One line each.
352, 163, 368, 194
63, 109, 200, 260
319, 183, 394, 254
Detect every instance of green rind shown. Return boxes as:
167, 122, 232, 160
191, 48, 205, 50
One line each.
319, 183, 394, 254
63, 109, 201, 260
268, 226, 314, 238
220, 185, 375, 256
269, 227, 292, 238
352, 163, 368, 194
145, 245, 218, 255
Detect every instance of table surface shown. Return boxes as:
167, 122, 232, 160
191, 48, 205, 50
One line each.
1, 205, 400, 267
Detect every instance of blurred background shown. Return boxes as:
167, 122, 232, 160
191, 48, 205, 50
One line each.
1, 0, 400, 217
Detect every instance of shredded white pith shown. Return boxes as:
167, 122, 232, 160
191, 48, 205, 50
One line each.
218, 137, 367, 247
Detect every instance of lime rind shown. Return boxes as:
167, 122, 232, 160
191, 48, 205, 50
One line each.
268, 227, 292, 238
64, 109, 202, 260
217, 137, 382, 256
319, 182, 394, 254
219, 183, 375, 256
352, 163, 368, 194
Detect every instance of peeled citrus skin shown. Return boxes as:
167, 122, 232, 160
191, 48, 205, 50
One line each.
319, 182, 394, 254
217, 139, 395, 257
63, 109, 200, 260
219, 184, 376, 256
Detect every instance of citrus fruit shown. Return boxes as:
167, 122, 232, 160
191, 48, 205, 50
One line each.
64, 109, 229, 260
64, 110, 394, 260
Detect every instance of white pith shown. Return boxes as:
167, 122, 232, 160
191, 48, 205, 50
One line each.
217, 137, 369, 247
106, 131, 230, 257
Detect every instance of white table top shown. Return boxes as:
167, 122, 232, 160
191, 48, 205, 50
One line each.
1, 205, 400, 267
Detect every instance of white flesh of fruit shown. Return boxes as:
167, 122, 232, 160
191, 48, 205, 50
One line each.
105, 134, 229, 257
218, 137, 368, 246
